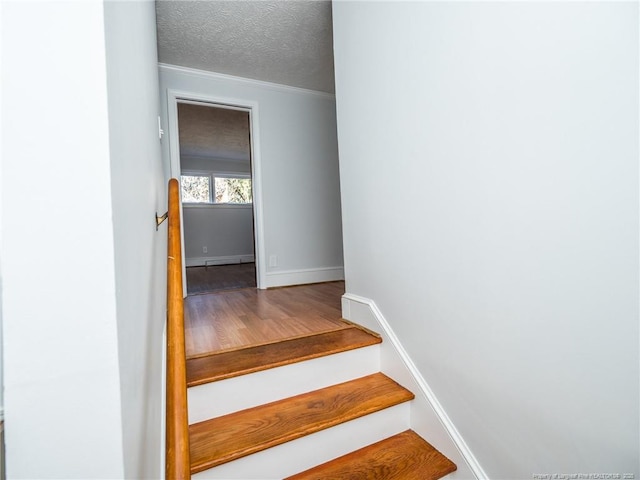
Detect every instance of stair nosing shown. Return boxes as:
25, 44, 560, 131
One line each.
186, 326, 382, 387
189, 372, 414, 474
186, 324, 354, 360
284, 429, 457, 480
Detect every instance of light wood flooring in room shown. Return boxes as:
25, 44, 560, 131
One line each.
184, 281, 348, 358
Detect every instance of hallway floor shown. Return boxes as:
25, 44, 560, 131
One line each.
184, 281, 347, 358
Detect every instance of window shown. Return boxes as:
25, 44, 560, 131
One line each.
181, 173, 252, 204
181, 174, 211, 203
214, 177, 252, 203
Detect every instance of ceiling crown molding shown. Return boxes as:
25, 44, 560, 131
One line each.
159, 63, 336, 101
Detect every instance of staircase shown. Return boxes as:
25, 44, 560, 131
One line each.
185, 325, 457, 479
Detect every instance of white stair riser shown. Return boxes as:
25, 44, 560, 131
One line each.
192, 402, 411, 480
188, 344, 380, 423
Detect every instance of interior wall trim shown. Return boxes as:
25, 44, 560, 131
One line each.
264, 266, 344, 288
166, 88, 267, 291
342, 292, 489, 480
185, 255, 255, 268
159, 63, 336, 100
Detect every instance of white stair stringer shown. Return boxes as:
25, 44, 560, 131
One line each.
342, 293, 485, 480
192, 402, 411, 480
188, 343, 380, 423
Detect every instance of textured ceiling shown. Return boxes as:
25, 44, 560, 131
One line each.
178, 103, 250, 160
156, 0, 335, 93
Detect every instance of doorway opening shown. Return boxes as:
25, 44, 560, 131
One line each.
171, 98, 260, 295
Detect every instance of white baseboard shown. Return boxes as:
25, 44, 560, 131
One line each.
342, 293, 488, 480
264, 266, 344, 288
185, 254, 255, 268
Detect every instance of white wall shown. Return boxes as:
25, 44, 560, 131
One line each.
103, 1, 165, 478
333, 2, 639, 478
0, 0, 3, 408
183, 205, 255, 265
182, 156, 255, 265
0, 15, 4, 465
1, 2, 125, 477
159, 65, 344, 287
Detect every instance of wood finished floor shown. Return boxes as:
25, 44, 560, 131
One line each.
184, 281, 347, 358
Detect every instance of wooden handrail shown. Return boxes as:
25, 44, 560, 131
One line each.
166, 178, 191, 479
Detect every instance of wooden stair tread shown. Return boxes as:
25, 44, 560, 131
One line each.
189, 373, 414, 474
285, 430, 457, 480
186, 326, 381, 386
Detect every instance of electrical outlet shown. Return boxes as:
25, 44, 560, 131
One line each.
203, 246, 208, 254
269, 255, 277, 267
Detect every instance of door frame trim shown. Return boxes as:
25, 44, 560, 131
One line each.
166, 88, 266, 294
